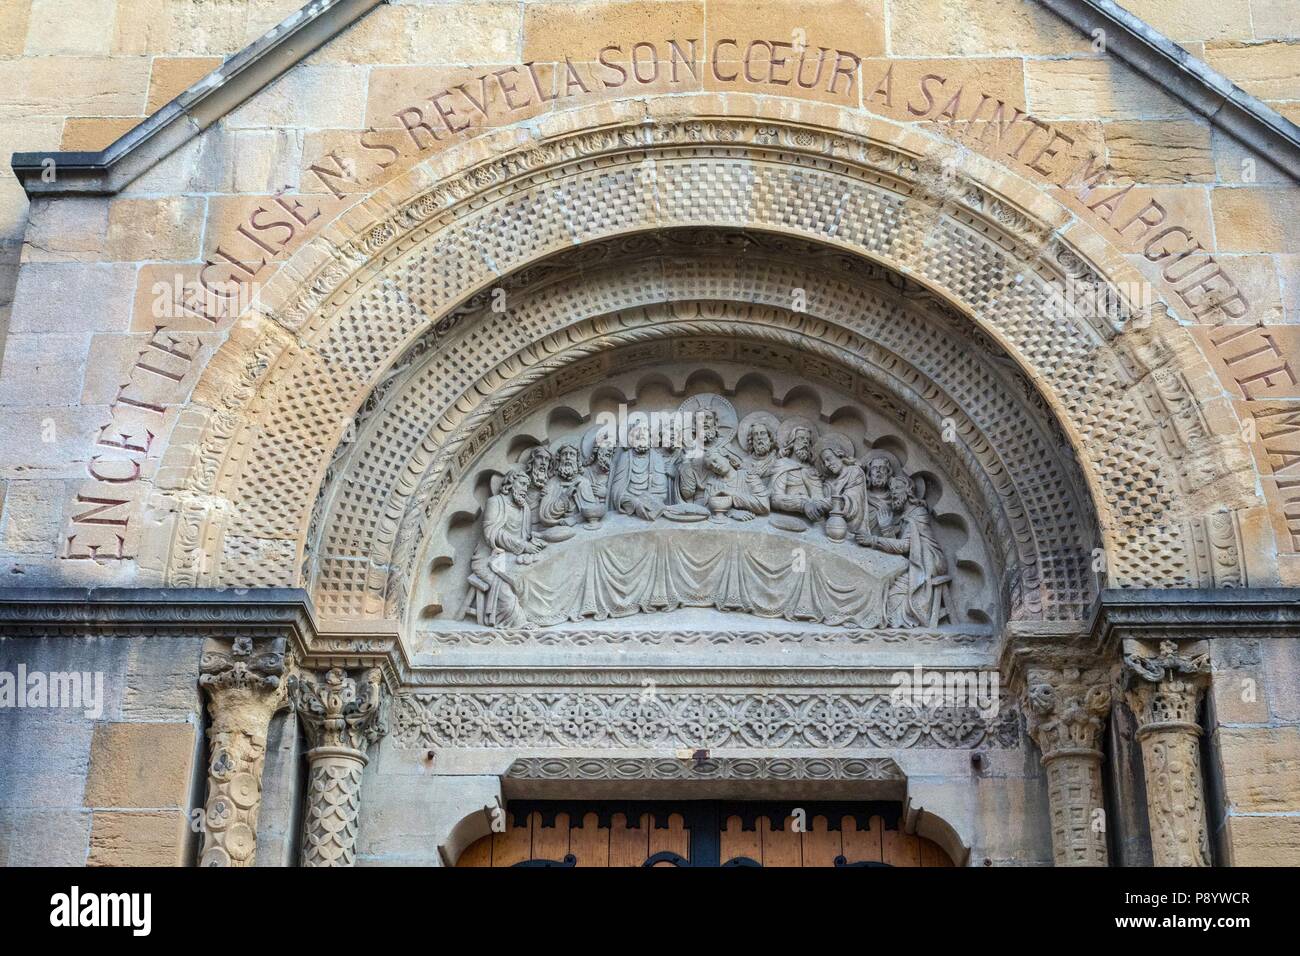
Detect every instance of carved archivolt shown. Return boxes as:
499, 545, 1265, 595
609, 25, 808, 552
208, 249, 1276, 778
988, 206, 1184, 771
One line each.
157, 100, 1251, 608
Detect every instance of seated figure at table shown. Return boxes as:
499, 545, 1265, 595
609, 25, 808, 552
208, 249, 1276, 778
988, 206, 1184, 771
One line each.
701, 449, 770, 521
855, 475, 951, 627
805, 433, 867, 534
464, 469, 545, 628
538, 442, 591, 535
520, 446, 553, 532
861, 452, 902, 537
737, 412, 782, 485
576, 428, 615, 526
769, 417, 824, 524
609, 421, 673, 520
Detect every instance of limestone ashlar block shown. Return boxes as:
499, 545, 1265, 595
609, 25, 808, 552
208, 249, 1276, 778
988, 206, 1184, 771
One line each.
1025, 58, 1186, 121
0, 332, 91, 406
0, 1, 31, 58
1250, 1, 1300, 41
706, 0, 886, 58
21, 196, 109, 263
0, 56, 149, 118
24, 0, 116, 56
523, 0, 706, 64
406, 1, 522, 65
888, 0, 1092, 57
1103, 120, 1215, 185
1203, 41, 1300, 102
107, 197, 206, 263
112, 0, 254, 57
87, 810, 189, 866
1117, 0, 1254, 43
60, 117, 141, 152
1211, 187, 1300, 254
1224, 814, 1300, 866
8, 262, 136, 334
1216, 726, 1300, 813
0, 808, 92, 866
83, 721, 197, 809
146, 56, 223, 114
225, 64, 369, 130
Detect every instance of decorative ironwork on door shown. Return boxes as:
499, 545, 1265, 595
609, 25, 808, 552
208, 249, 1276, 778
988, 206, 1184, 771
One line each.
457, 801, 954, 867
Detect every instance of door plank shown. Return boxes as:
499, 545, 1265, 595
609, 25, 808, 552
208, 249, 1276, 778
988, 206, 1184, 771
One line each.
647, 812, 690, 864
883, 827, 922, 867
491, 814, 534, 867
569, 810, 610, 867
719, 813, 762, 865
802, 813, 843, 867
609, 811, 650, 867
531, 810, 571, 863
760, 814, 802, 867
920, 838, 953, 867
456, 834, 493, 867
840, 814, 883, 865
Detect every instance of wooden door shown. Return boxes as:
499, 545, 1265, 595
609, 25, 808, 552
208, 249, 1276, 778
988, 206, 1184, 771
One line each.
456, 801, 954, 867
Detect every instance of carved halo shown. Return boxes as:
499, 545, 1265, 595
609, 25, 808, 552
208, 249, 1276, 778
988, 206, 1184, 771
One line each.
677, 393, 738, 448
737, 411, 782, 454
580, 423, 617, 462
814, 432, 856, 462
777, 416, 820, 451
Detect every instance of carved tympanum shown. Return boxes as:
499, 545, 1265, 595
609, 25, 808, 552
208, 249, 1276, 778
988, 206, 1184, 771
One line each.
458, 394, 956, 630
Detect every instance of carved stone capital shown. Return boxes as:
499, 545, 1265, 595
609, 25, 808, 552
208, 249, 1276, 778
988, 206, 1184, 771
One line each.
1021, 665, 1112, 867
290, 666, 387, 755
1122, 639, 1212, 867
289, 667, 388, 867
1023, 666, 1112, 761
198, 636, 291, 867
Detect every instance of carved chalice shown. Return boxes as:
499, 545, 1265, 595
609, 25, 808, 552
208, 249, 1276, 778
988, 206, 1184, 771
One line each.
580, 503, 604, 528
707, 493, 733, 522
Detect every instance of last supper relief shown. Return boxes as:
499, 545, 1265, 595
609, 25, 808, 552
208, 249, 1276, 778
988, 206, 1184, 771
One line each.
420, 365, 995, 635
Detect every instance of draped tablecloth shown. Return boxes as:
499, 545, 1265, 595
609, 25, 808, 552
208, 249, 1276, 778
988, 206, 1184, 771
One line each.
510, 520, 908, 627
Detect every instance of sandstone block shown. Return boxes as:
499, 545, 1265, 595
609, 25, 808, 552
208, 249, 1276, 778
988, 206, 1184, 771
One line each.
22, 196, 109, 263
0, 57, 149, 119
0, 1, 31, 57
225, 65, 368, 129
524, 0, 706, 63
1118, 0, 1253, 42
1204, 41, 1300, 101
83, 722, 197, 809
888, 0, 1091, 56
25, 0, 116, 55
1224, 814, 1300, 865
87, 810, 189, 866
1026, 58, 1185, 121
60, 117, 141, 152
1212, 187, 1300, 253
107, 197, 205, 262
0, 808, 91, 866
1217, 726, 1300, 813
8, 262, 136, 334
146, 56, 223, 113
1103, 120, 1214, 184
407, 2, 522, 64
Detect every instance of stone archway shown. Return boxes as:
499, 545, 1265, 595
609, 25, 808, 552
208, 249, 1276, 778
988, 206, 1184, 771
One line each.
154, 95, 1261, 610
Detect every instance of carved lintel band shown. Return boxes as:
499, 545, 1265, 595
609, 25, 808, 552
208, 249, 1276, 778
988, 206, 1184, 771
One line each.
1123, 640, 1212, 867
290, 667, 387, 867
198, 636, 291, 867
1024, 666, 1112, 867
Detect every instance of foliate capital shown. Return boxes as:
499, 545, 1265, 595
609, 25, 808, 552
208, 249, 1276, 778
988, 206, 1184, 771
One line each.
199, 636, 291, 734
1122, 639, 1210, 733
290, 667, 387, 754
1023, 666, 1112, 760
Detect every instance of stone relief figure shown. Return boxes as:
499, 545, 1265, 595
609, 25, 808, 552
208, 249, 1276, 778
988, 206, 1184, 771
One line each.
769, 417, 824, 527
806, 433, 867, 541
862, 451, 902, 537
856, 475, 953, 627
520, 446, 553, 531
737, 411, 782, 483
462, 469, 546, 628
676, 394, 738, 504
577, 427, 615, 527
537, 442, 586, 539
458, 397, 960, 630
609, 421, 673, 520
701, 449, 771, 521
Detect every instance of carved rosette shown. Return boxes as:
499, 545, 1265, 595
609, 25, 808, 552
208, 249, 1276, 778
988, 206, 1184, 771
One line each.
1024, 667, 1112, 866
1123, 640, 1212, 867
198, 637, 290, 867
289, 667, 387, 867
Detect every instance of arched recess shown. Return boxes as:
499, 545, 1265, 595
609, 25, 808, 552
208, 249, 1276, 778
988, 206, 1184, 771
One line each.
304, 230, 1096, 630
154, 95, 1261, 613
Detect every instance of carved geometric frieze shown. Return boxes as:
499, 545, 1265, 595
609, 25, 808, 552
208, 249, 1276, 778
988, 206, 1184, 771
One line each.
390, 691, 1021, 751
164, 108, 1244, 612
503, 756, 905, 782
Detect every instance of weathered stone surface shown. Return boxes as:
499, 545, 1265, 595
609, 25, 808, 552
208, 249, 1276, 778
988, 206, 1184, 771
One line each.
0, 57, 150, 118
1211, 186, 1300, 253
0, 1, 32, 58
889, 0, 1092, 56
1203, 41, 1300, 101
87, 809, 188, 866
1224, 814, 1300, 865
0, 808, 91, 866
1217, 726, 1300, 812
1119, 0, 1254, 42
0, 479, 65, 555
8, 262, 136, 334
106, 197, 205, 262
21, 197, 109, 263
0, 333, 89, 406
59, 117, 140, 151
83, 722, 197, 809
1104, 120, 1214, 184
24, 0, 117, 56
145, 56, 223, 113
1026, 58, 1186, 120
524, 0, 706, 63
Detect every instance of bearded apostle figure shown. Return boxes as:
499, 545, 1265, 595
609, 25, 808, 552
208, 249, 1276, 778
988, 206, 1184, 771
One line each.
805, 433, 867, 535
464, 469, 546, 628
856, 475, 952, 627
